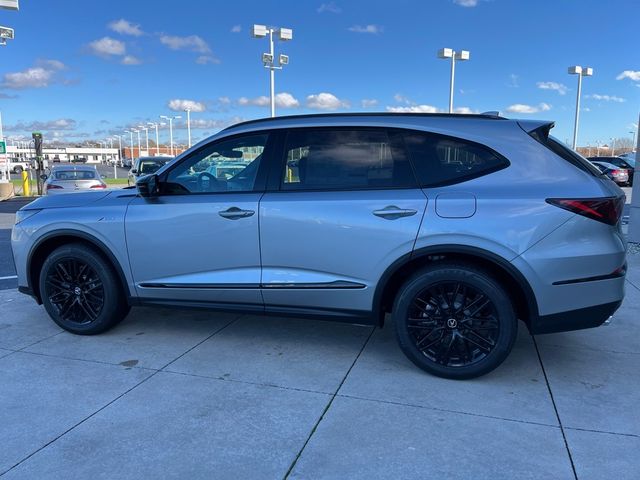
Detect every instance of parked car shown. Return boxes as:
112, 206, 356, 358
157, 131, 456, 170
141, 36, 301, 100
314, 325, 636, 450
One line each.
43, 165, 107, 194
7, 158, 31, 174
588, 156, 634, 185
589, 160, 630, 186
128, 156, 171, 186
71, 157, 88, 164
11, 113, 626, 379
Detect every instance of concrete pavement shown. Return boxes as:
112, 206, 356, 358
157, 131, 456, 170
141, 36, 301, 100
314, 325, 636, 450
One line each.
0, 252, 638, 479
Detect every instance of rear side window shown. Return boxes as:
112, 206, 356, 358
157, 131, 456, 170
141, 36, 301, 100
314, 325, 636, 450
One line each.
402, 132, 509, 187
529, 128, 602, 177
281, 128, 415, 190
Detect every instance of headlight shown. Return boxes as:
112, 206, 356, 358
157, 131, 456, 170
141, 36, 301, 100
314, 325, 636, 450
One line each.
15, 209, 41, 225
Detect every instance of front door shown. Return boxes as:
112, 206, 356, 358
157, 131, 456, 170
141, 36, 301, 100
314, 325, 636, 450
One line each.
125, 132, 271, 308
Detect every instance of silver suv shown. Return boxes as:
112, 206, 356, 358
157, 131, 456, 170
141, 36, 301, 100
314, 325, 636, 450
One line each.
11, 113, 626, 379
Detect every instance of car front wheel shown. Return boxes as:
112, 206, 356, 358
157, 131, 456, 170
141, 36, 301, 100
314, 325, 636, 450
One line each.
39, 243, 130, 335
393, 263, 517, 379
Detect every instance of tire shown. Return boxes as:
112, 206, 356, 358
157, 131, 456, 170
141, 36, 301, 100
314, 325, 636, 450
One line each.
13, 166, 23, 174
392, 263, 517, 380
39, 243, 130, 335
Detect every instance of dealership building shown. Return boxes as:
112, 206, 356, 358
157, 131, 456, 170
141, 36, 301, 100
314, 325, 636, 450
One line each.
6, 144, 184, 164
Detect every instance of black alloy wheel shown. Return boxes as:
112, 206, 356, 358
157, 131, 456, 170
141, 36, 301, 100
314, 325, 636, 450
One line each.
393, 263, 517, 379
40, 243, 130, 334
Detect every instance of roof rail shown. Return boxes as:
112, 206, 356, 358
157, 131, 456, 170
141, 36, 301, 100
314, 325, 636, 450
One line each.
223, 111, 506, 131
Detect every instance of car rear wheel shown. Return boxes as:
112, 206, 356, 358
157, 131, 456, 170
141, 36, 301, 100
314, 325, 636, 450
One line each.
13, 166, 23, 174
39, 243, 130, 335
393, 263, 517, 379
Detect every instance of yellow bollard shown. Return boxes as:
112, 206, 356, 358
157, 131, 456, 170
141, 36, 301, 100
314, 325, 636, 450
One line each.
22, 170, 30, 197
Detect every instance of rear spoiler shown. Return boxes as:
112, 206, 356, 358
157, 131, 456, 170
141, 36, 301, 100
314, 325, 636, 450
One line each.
517, 120, 555, 142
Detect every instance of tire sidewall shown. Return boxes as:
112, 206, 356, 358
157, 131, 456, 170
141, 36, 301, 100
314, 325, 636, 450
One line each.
393, 265, 517, 379
39, 244, 124, 335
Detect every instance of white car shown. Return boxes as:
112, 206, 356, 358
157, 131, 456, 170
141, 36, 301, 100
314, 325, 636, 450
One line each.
4, 158, 31, 174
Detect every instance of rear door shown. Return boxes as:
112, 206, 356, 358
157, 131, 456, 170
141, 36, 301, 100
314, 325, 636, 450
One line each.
259, 127, 427, 318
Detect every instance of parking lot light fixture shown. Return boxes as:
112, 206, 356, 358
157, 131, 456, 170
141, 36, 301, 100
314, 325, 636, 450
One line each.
438, 48, 470, 114
124, 130, 135, 160
184, 108, 192, 148
148, 122, 162, 155
138, 125, 150, 154
568, 65, 593, 150
160, 115, 181, 156
252, 24, 293, 118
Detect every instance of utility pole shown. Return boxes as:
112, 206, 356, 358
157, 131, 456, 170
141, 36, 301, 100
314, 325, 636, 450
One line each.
32, 132, 44, 195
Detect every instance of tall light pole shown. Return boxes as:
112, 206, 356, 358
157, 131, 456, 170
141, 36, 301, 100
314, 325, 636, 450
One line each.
610, 137, 616, 156
184, 109, 192, 148
568, 65, 593, 150
631, 129, 637, 149
138, 125, 150, 154
124, 130, 135, 160
160, 115, 181, 156
438, 48, 470, 114
132, 129, 141, 157
148, 122, 164, 156
252, 24, 293, 118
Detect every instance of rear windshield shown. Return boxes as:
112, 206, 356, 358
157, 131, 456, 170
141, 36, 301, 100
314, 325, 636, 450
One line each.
138, 160, 165, 174
528, 127, 602, 177
53, 170, 97, 180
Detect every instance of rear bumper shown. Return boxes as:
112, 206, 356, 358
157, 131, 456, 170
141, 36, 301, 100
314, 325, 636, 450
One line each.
530, 300, 622, 334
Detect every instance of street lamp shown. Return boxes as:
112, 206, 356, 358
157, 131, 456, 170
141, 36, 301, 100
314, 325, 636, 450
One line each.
568, 65, 593, 150
610, 137, 616, 156
160, 115, 181, 156
252, 24, 293, 118
148, 122, 164, 156
124, 130, 135, 160
138, 125, 150, 154
184, 108, 192, 148
438, 48, 470, 114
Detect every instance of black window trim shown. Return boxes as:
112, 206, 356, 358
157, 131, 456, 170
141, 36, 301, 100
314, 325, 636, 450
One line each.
396, 128, 511, 189
155, 129, 275, 197
271, 126, 420, 193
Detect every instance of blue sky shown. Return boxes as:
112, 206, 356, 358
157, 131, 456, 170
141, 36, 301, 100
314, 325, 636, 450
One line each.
0, 0, 638, 147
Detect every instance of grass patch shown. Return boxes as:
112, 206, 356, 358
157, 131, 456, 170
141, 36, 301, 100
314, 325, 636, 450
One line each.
104, 178, 129, 185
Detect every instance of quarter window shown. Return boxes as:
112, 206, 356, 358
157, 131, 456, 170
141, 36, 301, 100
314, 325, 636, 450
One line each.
282, 129, 415, 190
164, 134, 268, 194
403, 132, 509, 187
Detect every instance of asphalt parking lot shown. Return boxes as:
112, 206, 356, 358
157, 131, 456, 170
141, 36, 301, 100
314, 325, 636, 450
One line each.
0, 190, 638, 478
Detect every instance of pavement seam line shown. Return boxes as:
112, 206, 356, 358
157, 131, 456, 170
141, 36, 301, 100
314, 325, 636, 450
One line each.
283, 326, 376, 479
15, 330, 65, 352
625, 278, 640, 292
532, 335, 578, 480
14, 349, 160, 372
0, 314, 241, 477
334, 393, 561, 430
563, 426, 639, 439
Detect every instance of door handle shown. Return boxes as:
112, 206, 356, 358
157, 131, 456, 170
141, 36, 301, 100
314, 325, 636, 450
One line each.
219, 207, 255, 220
373, 205, 417, 220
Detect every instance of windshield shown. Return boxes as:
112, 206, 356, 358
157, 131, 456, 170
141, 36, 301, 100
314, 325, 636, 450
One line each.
53, 170, 97, 180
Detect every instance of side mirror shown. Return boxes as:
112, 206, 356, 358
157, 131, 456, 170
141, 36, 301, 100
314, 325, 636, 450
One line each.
130, 169, 138, 174
40, 174, 48, 181
136, 174, 159, 198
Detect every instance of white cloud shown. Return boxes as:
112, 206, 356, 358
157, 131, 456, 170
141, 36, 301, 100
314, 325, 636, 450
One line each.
1, 59, 66, 89
586, 94, 626, 103
6, 118, 77, 132
361, 98, 378, 108
88, 37, 126, 56
386, 105, 439, 113
537, 81, 568, 95
393, 93, 412, 104
121, 55, 141, 65
160, 34, 211, 53
453, 0, 478, 6
231, 25, 242, 33
306, 92, 350, 110
108, 19, 144, 36
238, 92, 300, 108
168, 99, 207, 112
218, 96, 231, 105
505, 103, 551, 114
196, 55, 220, 65
616, 70, 640, 82
318, 2, 341, 13
507, 73, 519, 88
453, 107, 477, 114
348, 24, 382, 34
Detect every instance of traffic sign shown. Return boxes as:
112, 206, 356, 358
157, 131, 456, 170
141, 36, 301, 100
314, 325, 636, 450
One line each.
0, 141, 6, 154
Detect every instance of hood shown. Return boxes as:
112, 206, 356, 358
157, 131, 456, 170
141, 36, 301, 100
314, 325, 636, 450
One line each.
21, 191, 112, 210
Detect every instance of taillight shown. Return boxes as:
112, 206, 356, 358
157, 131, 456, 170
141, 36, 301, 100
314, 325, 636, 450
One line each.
546, 197, 624, 226
611, 169, 620, 175
47, 184, 63, 190
90, 184, 107, 189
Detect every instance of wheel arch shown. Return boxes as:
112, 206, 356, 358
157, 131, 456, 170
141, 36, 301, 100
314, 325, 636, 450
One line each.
27, 229, 131, 304
373, 245, 539, 329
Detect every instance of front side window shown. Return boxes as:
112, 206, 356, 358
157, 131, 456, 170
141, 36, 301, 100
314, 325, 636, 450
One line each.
281, 129, 414, 190
164, 134, 268, 194
403, 132, 509, 187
